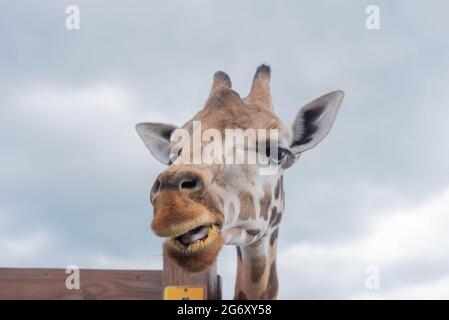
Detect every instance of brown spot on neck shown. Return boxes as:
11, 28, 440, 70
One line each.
238, 191, 256, 220
270, 228, 279, 246
274, 178, 281, 200
280, 176, 285, 204
269, 207, 282, 227
236, 291, 248, 300
250, 256, 266, 283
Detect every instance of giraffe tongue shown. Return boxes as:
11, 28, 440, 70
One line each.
177, 226, 210, 246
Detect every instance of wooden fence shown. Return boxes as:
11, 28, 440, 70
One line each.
0, 253, 221, 300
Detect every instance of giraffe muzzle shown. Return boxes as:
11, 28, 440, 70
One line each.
150, 180, 225, 272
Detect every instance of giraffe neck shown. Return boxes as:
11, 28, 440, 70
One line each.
234, 226, 280, 300
230, 174, 284, 300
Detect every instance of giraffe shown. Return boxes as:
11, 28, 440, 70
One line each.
136, 64, 344, 299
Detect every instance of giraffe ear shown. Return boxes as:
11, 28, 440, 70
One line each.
290, 90, 344, 155
135, 122, 178, 165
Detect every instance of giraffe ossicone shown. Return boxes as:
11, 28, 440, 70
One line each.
136, 64, 344, 299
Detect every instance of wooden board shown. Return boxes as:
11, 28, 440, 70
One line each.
0, 268, 162, 300
162, 254, 221, 300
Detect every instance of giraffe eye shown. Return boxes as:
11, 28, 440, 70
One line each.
266, 147, 287, 164
276, 148, 287, 163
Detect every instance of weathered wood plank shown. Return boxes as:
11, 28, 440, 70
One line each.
0, 268, 162, 300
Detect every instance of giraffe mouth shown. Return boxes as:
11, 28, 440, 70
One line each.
175, 225, 212, 246
164, 223, 224, 272
165, 224, 222, 253
171, 224, 219, 248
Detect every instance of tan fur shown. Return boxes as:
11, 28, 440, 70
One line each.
245, 65, 272, 110
260, 261, 278, 300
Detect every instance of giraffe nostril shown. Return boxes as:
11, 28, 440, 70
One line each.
181, 179, 197, 189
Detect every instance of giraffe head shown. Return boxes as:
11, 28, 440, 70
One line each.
136, 65, 344, 273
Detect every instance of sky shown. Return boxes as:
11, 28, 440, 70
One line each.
1, 0, 448, 299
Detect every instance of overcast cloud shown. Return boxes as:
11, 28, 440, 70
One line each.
1, 0, 448, 299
